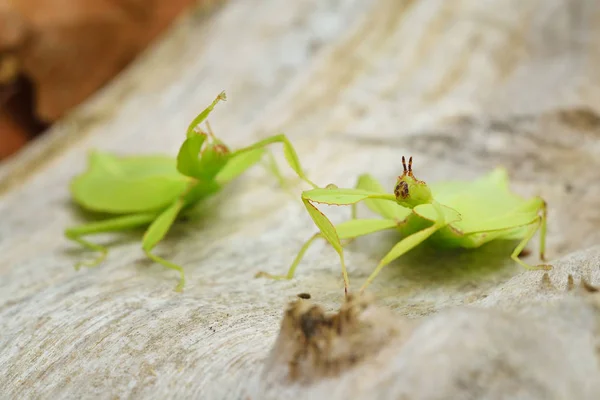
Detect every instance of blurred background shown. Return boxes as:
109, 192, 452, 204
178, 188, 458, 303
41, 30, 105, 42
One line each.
0, 0, 214, 161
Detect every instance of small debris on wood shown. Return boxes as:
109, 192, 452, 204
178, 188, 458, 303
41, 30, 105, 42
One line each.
539, 272, 558, 292
581, 278, 599, 293
567, 274, 575, 291
564, 274, 598, 293
259, 293, 413, 385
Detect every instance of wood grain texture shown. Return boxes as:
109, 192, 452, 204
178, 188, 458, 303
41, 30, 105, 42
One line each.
2, 0, 600, 398
253, 259, 600, 400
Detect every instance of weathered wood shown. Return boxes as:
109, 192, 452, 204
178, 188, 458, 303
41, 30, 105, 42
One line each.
2, 0, 600, 398
254, 256, 600, 399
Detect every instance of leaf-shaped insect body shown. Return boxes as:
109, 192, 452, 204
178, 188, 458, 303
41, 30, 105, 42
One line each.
65, 91, 318, 292
258, 157, 551, 295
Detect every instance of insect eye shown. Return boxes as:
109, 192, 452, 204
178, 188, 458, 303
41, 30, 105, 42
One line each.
394, 181, 409, 199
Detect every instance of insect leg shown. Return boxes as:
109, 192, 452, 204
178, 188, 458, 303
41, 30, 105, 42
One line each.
229, 134, 319, 189
353, 173, 408, 221
350, 175, 366, 220
510, 196, 548, 262
216, 145, 296, 199
359, 206, 447, 292
459, 196, 548, 261
215, 147, 266, 186
260, 147, 289, 191
539, 199, 547, 261
509, 216, 552, 271
141, 199, 187, 292
255, 233, 321, 280
185, 91, 226, 137
256, 218, 398, 284
65, 212, 160, 269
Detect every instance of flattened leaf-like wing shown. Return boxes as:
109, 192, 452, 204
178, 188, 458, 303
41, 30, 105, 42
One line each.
413, 203, 462, 226
431, 167, 531, 233
334, 218, 399, 240
71, 151, 189, 214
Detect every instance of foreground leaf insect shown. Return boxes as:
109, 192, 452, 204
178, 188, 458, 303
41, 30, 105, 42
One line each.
65, 91, 317, 291
258, 156, 551, 294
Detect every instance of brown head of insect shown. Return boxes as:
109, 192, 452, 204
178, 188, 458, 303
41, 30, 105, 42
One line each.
195, 121, 232, 179
393, 156, 433, 208
198, 121, 231, 156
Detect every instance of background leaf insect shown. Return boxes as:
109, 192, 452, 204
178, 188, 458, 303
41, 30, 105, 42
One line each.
65, 91, 318, 291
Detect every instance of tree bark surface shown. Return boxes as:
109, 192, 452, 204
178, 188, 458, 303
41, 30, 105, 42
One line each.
2, 0, 600, 398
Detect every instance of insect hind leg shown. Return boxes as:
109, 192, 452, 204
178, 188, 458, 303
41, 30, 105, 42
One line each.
65, 212, 158, 270
143, 250, 186, 292
65, 231, 108, 270
255, 233, 322, 280
510, 215, 552, 271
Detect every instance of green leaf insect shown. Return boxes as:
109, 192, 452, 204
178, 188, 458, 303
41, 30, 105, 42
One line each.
65, 91, 318, 292
257, 156, 551, 295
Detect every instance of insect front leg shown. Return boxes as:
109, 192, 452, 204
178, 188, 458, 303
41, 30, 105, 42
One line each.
258, 148, 296, 197
229, 134, 319, 189
359, 204, 447, 293
214, 148, 267, 186
257, 215, 398, 295
141, 199, 187, 292
286, 188, 400, 294
65, 212, 160, 270
351, 173, 408, 221
185, 91, 227, 137
215, 147, 296, 199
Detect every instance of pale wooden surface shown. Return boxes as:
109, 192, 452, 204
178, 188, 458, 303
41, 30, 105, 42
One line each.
254, 258, 600, 400
2, 0, 600, 398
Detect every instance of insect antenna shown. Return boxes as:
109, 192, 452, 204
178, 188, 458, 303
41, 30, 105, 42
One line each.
408, 156, 413, 176
402, 156, 407, 173
205, 120, 216, 139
